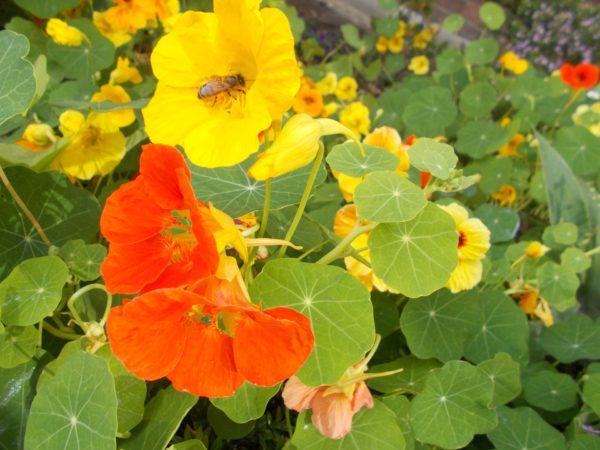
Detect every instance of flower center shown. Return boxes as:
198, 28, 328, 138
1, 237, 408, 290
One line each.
458, 231, 467, 248
164, 210, 198, 262
197, 74, 248, 114
80, 126, 102, 147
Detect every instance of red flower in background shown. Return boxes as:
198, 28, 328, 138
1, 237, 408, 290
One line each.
100, 144, 220, 294
107, 268, 314, 397
560, 63, 599, 89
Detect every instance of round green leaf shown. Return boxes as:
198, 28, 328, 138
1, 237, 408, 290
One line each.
369, 355, 442, 394
465, 39, 500, 66
341, 24, 364, 50
0, 325, 38, 369
474, 204, 520, 243
410, 360, 497, 449
537, 262, 579, 311
402, 87, 457, 137
582, 373, 600, 417
539, 315, 600, 363
407, 138, 458, 179
543, 222, 578, 247
249, 259, 375, 386
464, 291, 529, 363
190, 154, 325, 218
354, 171, 427, 223
561, 248, 591, 273
0, 31, 36, 126
24, 352, 118, 450
555, 126, 600, 178
369, 203, 458, 298
380, 396, 415, 450
326, 141, 399, 177
400, 290, 479, 362
291, 400, 405, 450
487, 406, 567, 450
0, 167, 101, 279
0, 256, 69, 326
459, 82, 497, 118
58, 240, 107, 281
443, 14, 465, 32
211, 382, 280, 424
436, 48, 465, 75
384, 53, 405, 74
478, 353, 521, 407
479, 2, 505, 30
455, 121, 508, 159
523, 370, 578, 412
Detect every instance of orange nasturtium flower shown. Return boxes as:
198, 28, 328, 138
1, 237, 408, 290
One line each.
560, 63, 600, 89
491, 184, 517, 206
100, 144, 220, 294
292, 87, 324, 118
143, 0, 301, 168
107, 260, 314, 397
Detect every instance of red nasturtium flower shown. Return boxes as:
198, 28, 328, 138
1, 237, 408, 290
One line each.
107, 260, 315, 397
560, 63, 600, 89
100, 144, 220, 294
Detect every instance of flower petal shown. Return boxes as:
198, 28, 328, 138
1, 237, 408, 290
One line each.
106, 289, 197, 380
282, 376, 320, 412
168, 324, 244, 397
311, 391, 354, 440
233, 307, 314, 386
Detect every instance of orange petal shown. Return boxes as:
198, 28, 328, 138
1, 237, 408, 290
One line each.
101, 235, 171, 294
106, 289, 197, 380
350, 382, 374, 413
311, 391, 354, 440
233, 307, 314, 386
139, 144, 190, 210
282, 376, 320, 412
168, 324, 244, 397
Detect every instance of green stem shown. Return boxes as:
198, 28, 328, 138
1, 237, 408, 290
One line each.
277, 143, 325, 258
586, 246, 600, 257
297, 239, 330, 260
285, 407, 293, 438
258, 178, 271, 239
42, 321, 81, 340
316, 222, 378, 265
67, 283, 111, 331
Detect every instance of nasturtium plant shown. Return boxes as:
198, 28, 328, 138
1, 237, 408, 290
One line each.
2, 0, 600, 447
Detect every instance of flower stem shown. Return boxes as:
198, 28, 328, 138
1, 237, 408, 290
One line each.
316, 222, 378, 265
277, 142, 325, 258
42, 321, 81, 340
585, 246, 600, 257
257, 178, 271, 239
0, 165, 51, 247
67, 283, 111, 331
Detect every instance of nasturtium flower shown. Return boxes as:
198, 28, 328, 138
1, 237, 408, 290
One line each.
440, 203, 490, 293
143, 1, 301, 168
50, 110, 125, 180
103, 0, 150, 33
93, 11, 132, 47
110, 56, 143, 85
101, 144, 220, 294
46, 18, 87, 46
107, 262, 314, 397
572, 102, 600, 137
516, 286, 553, 327
316, 72, 338, 95
322, 102, 340, 118
292, 88, 324, 117
408, 56, 429, 75
91, 84, 136, 128
334, 76, 358, 101
525, 241, 550, 259
498, 133, 526, 158
375, 36, 388, 53
499, 51, 529, 75
387, 32, 404, 53
15, 123, 57, 152
560, 63, 600, 89
248, 114, 358, 180
340, 102, 371, 136
492, 184, 517, 206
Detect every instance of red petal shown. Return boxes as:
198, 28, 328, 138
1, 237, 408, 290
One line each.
106, 289, 198, 380
168, 324, 244, 397
233, 307, 314, 386
139, 144, 190, 210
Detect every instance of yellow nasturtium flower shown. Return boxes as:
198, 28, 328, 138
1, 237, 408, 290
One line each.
91, 84, 136, 128
498, 133, 526, 158
93, 11, 132, 47
143, 1, 301, 168
334, 76, 358, 101
110, 57, 143, 85
375, 36, 388, 54
408, 56, 429, 75
316, 72, 338, 95
492, 184, 517, 206
46, 18, 87, 46
340, 102, 371, 136
499, 51, 529, 75
17, 124, 57, 151
439, 203, 491, 293
248, 114, 358, 180
322, 102, 340, 118
525, 241, 550, 259
387, 32, 404, 53
51, 110, 126, 180
516, 286, 554, 326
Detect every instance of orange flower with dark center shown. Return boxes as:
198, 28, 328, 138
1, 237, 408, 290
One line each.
560, 63, 600, 89
292, 87, 324, 117
107, 272, 314, 397
100, 144, 220, 294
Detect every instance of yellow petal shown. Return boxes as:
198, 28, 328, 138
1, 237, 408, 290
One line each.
446, 259, 482, 293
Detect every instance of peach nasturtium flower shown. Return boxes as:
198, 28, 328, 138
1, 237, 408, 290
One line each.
143, 0, 301, 168
107, 259, 314, 397
440, 203, 491, 293
101, 144, 220, 294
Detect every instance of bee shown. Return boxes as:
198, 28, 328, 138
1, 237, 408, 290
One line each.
197, 74, 245, 99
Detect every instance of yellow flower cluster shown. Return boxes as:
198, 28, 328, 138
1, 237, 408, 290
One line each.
376, 21, 407, 54
499, 51, 529, 75
440, 203, 491, 293
572, 102, 600, 137
93, 0, 180, 47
